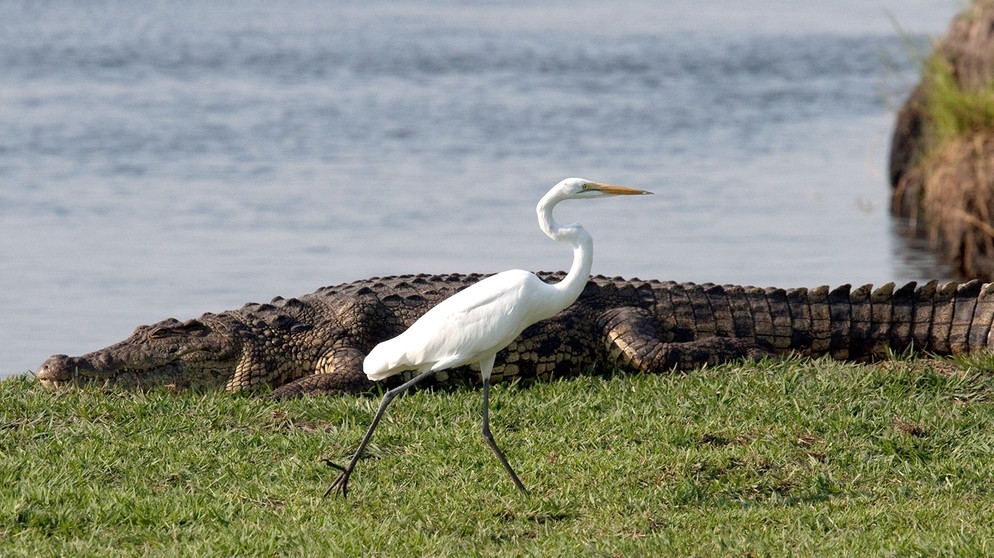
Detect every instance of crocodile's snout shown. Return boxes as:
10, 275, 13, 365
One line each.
36, 353, 117, 387
36, 354, 74, 386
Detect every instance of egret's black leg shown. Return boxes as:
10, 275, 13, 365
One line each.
324, 367, 437, 498
479, 355, 528, 494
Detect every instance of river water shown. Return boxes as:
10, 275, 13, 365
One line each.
0, 1, 961, 376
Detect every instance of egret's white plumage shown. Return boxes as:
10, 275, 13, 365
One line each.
325, 177, 651, 498
364, 269, 565, 381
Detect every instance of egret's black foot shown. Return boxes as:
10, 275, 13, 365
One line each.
322, 459, 352, 498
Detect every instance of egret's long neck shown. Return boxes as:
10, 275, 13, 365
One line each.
536, 191, 594, 307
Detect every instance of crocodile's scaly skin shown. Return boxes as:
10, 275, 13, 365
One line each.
34, 273, 994, 398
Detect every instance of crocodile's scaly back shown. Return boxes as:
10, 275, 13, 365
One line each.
34, 274, 994, 397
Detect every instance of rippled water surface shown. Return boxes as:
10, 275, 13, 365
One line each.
0, 1, 961, 376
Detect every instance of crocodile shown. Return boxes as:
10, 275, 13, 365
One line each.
35, 272, 994, 399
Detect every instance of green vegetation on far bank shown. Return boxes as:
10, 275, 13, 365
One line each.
923, 53, 994, 144
2, 357, 994, 556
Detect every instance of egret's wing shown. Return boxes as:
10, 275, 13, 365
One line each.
364, 270, 552, 380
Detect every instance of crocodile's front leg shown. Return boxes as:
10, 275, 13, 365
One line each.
598, 307, 773, 373
268, 345, 373, 399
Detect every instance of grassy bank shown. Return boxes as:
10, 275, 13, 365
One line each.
2, 357, 994, 556
891, 0, 994, 278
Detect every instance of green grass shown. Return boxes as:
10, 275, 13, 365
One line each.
923, 53, 994, 143
3, 357, 994, 556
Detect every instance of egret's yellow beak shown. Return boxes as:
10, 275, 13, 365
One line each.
590, 183, 653, 196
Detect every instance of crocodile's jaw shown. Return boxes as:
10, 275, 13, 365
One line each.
35, 352, 241, 391
35, 317, 244, 391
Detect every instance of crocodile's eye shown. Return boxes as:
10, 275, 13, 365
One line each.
149, 319, 211, 339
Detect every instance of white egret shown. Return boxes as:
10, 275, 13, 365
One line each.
324, 177, 652, 497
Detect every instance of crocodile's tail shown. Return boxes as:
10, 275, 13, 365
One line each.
601, 280, 994, 373
665, 280, 994, 358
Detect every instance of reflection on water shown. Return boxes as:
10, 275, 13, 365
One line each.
891, 217, 962, 284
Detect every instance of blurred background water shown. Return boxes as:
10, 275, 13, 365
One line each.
0, 0, 961, 376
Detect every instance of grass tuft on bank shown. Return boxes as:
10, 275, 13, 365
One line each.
923, 54, 994, 143
2, 357, 994, 556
